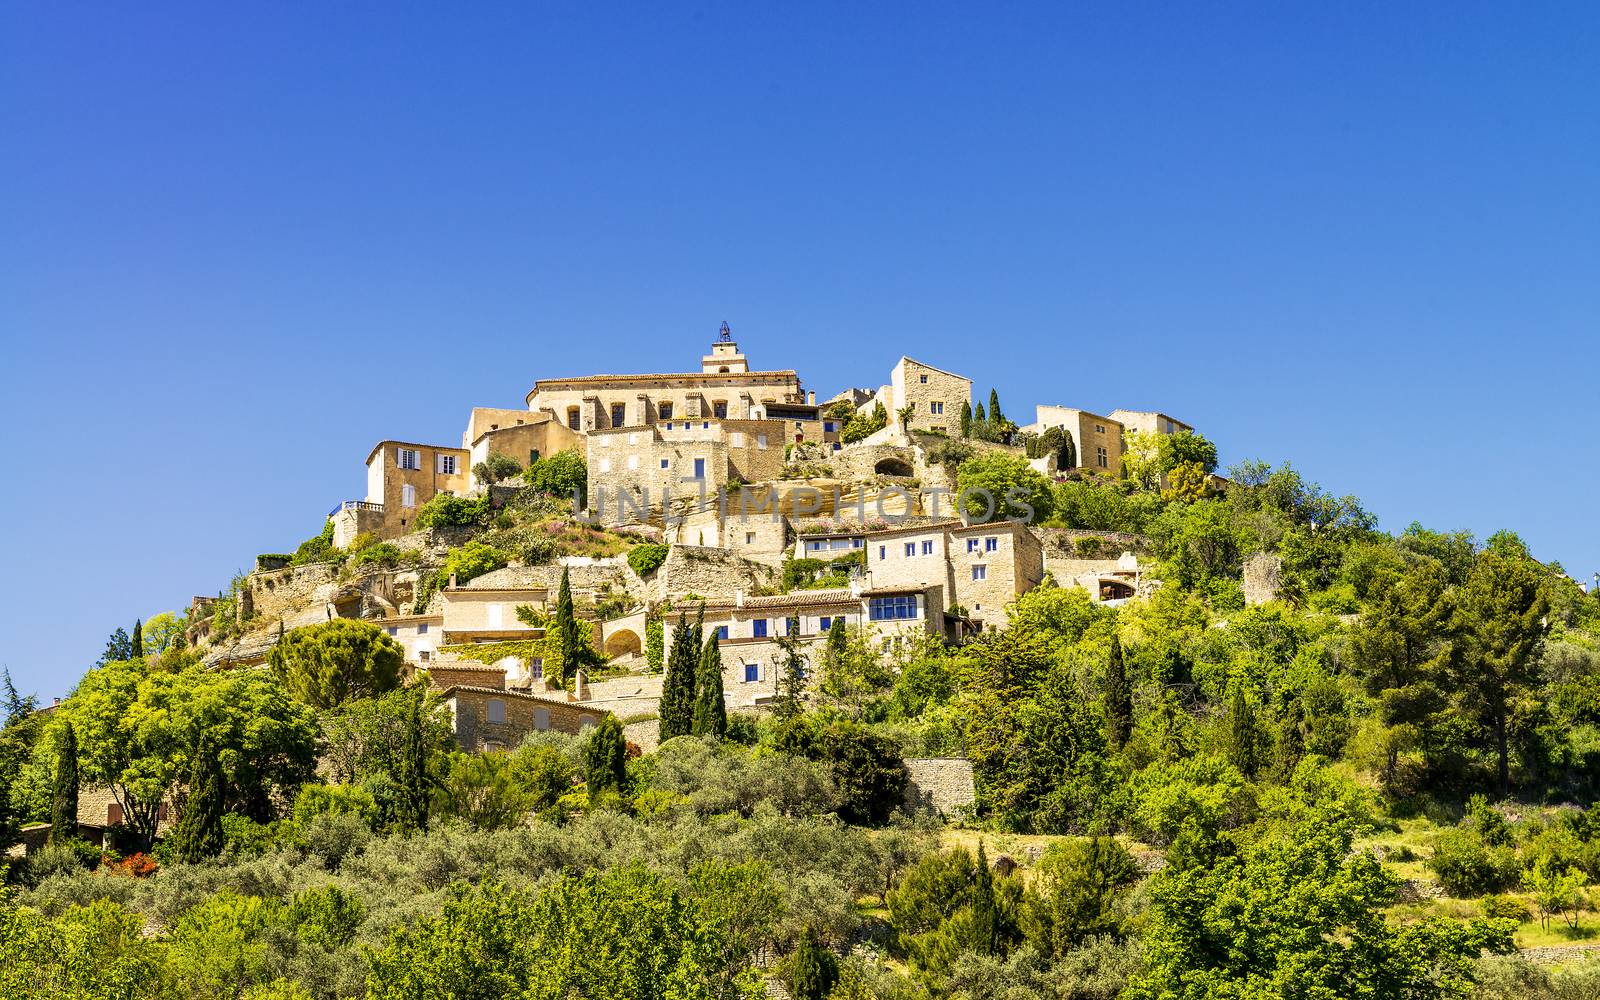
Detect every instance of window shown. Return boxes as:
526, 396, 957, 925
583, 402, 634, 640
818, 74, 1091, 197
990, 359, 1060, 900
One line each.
1094, 424, 1106, 434
397, 448, 421, 470
713, 401, 728, 418
744, 664, 760, 682
534, 708, 550, 730
930, 401, 944, 415
387, 626, 398, 636
921, 540, 934, 555
786, 616, 800, 635
716, 625, 730, 640
626, 455, 639, 470
753, 619, 767, 638
702, 421, 710, 429
853, 538, 864, 548
437, 454, 458, 475
484, 740, 505, 752
824, 421, 836, 433
1165, 419, 1175, 433
418, 622, 428, 634
529, 658, 543, 678
966, 538, 979, 553
919, 374, 928, 383
487, 604, 502, 628
972, 565, 988, 581
599, 458, 612, 473
419, 650, 431, 662
567, 409, 580, 430
693, 458, 706, 479
879, 545, 887, 560
660, 458, 669, 469
819, 616, 832, 631
869, 595, 919, 621
611, 403, 626, 427
904, 542, 916, 557
745, 532, 755, 544
985, 536, 998, 552
486, 699, 506, 724
1096, 446, 1108, 468
729, 431, 745, 448
108, 802, 124, 825
757, 433, 768, 449
401, 484, 416, 508
529, 448, 540, 465
659, 402, 673, 420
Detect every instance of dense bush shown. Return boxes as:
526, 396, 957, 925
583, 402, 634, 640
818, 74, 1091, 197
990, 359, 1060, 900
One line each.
626, 543, 669, 577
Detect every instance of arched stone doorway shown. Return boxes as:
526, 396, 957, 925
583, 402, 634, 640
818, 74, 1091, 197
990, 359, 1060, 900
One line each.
604, 628, 642, 659
874, 457, 914, 477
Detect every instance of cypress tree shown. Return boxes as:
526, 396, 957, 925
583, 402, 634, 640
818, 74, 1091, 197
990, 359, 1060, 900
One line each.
971, 842, 999, 956
1227, 684, 1260, 778
553, 567, 585, 685
1104, 635, 1133, 750
131, 619, 143, 660
585, 715, 627, 804
974, 400, 987, 424
48, 721, 79, 845
396, 691, 433, 831
692, 632, 728, 738
171, 740, 225, 863
988, 389, 1004, 426
658, 615, 700, 740
790, 928, 839, 1000
959, 399, 973, 437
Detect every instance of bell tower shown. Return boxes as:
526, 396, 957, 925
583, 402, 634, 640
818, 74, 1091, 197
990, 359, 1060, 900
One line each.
701, 320, 750, 374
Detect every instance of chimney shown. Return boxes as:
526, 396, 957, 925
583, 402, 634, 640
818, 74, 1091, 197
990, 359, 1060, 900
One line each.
734, 589, 746, 608
52, 697, 61, 707
574, 669, 589, 701
449, 574, 458, 589
807, 390, 816, 405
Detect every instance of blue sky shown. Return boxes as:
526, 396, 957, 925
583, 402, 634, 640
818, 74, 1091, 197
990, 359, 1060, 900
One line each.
2, 3, 1596, 698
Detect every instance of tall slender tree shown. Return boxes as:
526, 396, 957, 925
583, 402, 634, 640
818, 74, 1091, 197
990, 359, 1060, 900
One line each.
971, 842, 999, 955
790, 928, 840, 1000
773, 631, 809, 720
692, 632, 728, 738
551, 566, 591, 685
48, 721, 79, 845
1227, 684, 1260, 778
959, 399, 973, 437
988, 389, 1004, 426
170, 740, 225, 863
1104, 635, 1133, 750
585, 714, 627, 804
395, 691, 434, 832
974, 401, 987, 424
658, 615, 701, 739
131, 619, 143, 660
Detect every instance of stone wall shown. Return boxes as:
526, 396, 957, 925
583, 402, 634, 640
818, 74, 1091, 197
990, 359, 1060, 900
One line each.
1244, 551, 1283, 606
902, 758, 976, 815
447, 687, 604, 752
892, 358, 971, 437
657, 545, 777, 602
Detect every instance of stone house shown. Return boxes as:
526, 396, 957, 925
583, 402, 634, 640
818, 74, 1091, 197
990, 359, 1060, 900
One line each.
886, 357, 972, 436
440, 685, 606, 752
586, 418, 787, 525
464, 410, 586, 489
1023, 406, 1124, 477
861, 518, 1044, 628
661, 584, 945, 708
380, 613, 444, 667
524, 328, 804, 433
438, 581, 550, 644
333, 440, 471, 541
665, 501, 790, 564
1109, 409, 1194, 440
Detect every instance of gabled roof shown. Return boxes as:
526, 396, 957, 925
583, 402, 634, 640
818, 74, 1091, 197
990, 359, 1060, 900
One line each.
364, 440, 470, 466
897, 357, 971, 383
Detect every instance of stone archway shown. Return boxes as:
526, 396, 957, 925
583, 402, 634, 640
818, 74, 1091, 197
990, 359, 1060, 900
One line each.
873, 457, 915, 477
604, 627, 642, 659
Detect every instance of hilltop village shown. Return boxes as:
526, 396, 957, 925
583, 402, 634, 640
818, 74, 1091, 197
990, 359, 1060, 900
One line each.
184, 325, 1206, 755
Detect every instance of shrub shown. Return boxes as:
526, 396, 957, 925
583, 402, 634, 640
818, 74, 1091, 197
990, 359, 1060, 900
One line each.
350, 542, 408, 569
413, 492, 491, 530
1430, 828, 1522, 896
269, 619, 405, 709
955, 453, 1055, 524
290, 521, 338, 567
473, 452, 523, 486
627, 544, 669, 577
524, 450, 587, 500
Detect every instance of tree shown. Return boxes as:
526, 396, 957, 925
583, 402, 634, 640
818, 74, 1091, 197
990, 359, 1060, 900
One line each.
48, 720, 78, 845
1, 669, 36, 723
1157, 430, 1219, 475
658, 614, 700, 740
524, 449, 588, 503
394, 689, 435, 832
791, 928, 840, 1000
169, 739, 225, 863
130, 619, 143, 659
692, 633, 728, 739
1127, 815, 1514, 999
437, 750, 536, 831
1161, 461, 1214, 503
971, 842, 999, 956
1226, 684, 1261, 779
268, 619, 404, 709
988, 389, 1004, 426
1450, 547, 1550, 794
98, 626, 133, 666
585, 715, 627, 804
1104, 635, 1132, 750
954, 452, 1055, 524
897, 403, 915, 430
959, 399, 973, 437
1121, 430, 1163, 490
1349, 560, 1452, 788
473, 451, 523, 485
139, 611, 186, 657
548, 566, 597, 686
974, 401, 986, 424
773, 630, 809, 720
1023, 837, 1140, 954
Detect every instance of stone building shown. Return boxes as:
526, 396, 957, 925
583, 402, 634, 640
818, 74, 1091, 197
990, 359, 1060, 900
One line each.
437, 580, 550, 644
1109, 409, 1194, 440
661, 584, 945, 708
334, 440, 471, 541
440, 685, 606, 752
524, 326, 804, 433
381, 613, 444, 667
586, 418, 787, 525
885, 357, 971, 436
1023, 406, 1124, 477
860, 518, 1044, 628
465, 411, 586, 489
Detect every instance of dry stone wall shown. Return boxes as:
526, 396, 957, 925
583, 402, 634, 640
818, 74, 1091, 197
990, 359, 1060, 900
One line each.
902, 758, 976, 815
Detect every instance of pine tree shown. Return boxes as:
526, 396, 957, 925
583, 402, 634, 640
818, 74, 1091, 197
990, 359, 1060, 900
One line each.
790, 928, 840, 1000
971, 841, 999, 956
171, 740, 225, 863
585, 715, 627, 804
692, 632, 728, 738
131, 619, 143, 659
98, 627, 132, 665
959, 399, 973, 437
1227, 684, 1260, 778
1104, 635, 1133, 750
658, 615, 700, 740
988, 389, 1004, 426
48, 721, 79, 845
395, 691, 433, 831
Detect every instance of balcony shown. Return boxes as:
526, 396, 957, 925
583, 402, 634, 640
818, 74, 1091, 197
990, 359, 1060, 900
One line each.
329, 500, 385, 518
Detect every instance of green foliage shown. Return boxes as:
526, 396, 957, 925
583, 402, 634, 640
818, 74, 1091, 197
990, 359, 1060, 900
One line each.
955, 452, 1054, 523
1023, 837, 1140, 954
645, 617, 665, 672
522, 449, 587, 501
548, 567, 599, 685
1103, 635, 1132, 751
0, 898, 167, 999
47, 719, 77, 846
791, 927, 840, 1000
842, 402, 888, 444
415, 541, 512, 611
659, 614, 701, 741
413, 490, 492, 530
168, 740, 226, 863
1430, 826, 1522, 897
627, 542, 669, 577
776, 716, 909, 826
472, 451, 523, 485
289, 519, 339, 567
585, 715, 627, 805
1156, 429, 1219, 474
692, 634, 729, 739
269, 619, 404, 709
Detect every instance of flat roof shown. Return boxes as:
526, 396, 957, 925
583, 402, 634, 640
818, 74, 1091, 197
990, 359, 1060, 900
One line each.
526, 370, 801, 405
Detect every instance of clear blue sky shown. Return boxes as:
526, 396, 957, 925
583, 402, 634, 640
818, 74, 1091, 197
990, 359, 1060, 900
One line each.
2, 3, 1596, 698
